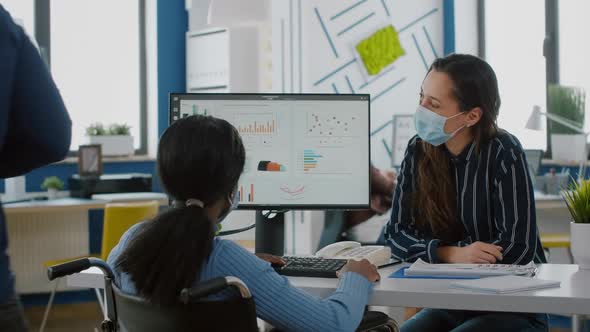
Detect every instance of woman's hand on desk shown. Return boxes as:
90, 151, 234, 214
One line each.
437, 242, 503, 264
256, 253, 285, 266
336, 259, 380, 282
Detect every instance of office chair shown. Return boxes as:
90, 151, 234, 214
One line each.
47, 258, 399, 332
540, 233, 574, 262
40, 200, 160, 332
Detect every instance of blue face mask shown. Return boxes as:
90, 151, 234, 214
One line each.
413, 105, 466, 146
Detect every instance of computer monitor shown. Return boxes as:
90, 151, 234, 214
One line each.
524, 149, 543, 176
169, 93, 371, 210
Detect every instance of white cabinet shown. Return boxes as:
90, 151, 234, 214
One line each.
186, 25, 271, 93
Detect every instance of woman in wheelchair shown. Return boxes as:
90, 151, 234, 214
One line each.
107, 115, 381, 332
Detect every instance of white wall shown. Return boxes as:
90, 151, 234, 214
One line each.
272, 0, 444, 169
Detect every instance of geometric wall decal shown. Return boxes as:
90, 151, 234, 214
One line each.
273, 1, 443, 168
355, 25, 405, 76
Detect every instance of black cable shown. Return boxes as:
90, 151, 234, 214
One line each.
2, 196, 48, 204
217, 223, 256, 236
217, 209, 290, 236
261, 209, 290, 218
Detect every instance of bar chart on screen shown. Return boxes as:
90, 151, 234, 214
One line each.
238, 184, 255, 203
299, 148, 352, 174
235, 112, 277, 135
179, 101, 212, 117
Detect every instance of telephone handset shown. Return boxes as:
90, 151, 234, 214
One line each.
315, 241, 393, 267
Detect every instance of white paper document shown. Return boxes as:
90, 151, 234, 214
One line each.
450, 275, 561, 294
404, 259, 537, 278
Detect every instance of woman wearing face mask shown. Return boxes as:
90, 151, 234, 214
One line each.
107, 115, 380, 332
383, 54, 548, 332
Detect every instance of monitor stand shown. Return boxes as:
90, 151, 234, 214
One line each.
255, 211, 285, 256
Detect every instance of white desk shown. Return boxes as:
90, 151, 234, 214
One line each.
535, 191, 566, 210
91, 192, 168, 204
3, 198, 106, 214
293, 264, 590, 316
67, 264, 590, 317
3, 193, 168, 293
3, 193, 168, 213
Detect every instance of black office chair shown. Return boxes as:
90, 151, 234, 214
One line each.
47, 258, 398, 332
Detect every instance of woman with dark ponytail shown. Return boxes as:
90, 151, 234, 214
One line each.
108, 115, 380, 331
384, 54, 548, 331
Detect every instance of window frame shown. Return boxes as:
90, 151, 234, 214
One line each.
34, 0, 148, 156
478, 0, 560, 157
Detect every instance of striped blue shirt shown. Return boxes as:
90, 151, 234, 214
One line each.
384, 131, 546, 265
108, 223, 373, 332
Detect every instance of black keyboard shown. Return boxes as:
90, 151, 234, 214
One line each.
274, 256, 348, 278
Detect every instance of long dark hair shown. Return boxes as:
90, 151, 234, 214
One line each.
414, 54, 500, 241
115, 115, 245, 305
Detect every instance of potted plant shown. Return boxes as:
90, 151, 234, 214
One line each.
41, 176, 64, 200
548, 84, 586, 161
563, 178, 590, 269
86, 122, 134, 156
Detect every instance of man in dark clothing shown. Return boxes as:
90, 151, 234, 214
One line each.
0, 5, 72, 330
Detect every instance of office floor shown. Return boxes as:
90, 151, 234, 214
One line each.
24, 302, 102, 331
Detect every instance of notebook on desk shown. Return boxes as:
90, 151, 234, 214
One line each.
450, 275, 560, 294
403, 259, 537, 278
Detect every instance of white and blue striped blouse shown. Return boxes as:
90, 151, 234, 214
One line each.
385, 131, 547, 265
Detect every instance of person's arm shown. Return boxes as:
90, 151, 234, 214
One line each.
383, 137, 444, 263
490, 150, 538, 264
106, 222, 146, 287
212, 240, 373, 332
0, 8, 71, 178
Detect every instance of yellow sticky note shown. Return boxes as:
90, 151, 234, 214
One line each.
356, 25, 405, 76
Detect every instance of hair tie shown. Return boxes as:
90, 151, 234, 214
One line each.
185, 199, 205, 208
172, 199, 205, 208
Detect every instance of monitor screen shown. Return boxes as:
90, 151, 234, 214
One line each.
169, 93, 371, 210
524, 149, 543, 176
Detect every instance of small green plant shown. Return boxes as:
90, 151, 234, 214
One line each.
563, 178, 590, 224
108, 123, 131, 135
86, 123, 107, 136
41, 176, 64, 191
548, 84, 586, 135
86, 123, 131, 136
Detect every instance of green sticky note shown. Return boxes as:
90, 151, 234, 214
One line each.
356, 25, 405, 76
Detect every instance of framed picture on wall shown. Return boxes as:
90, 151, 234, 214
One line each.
78, 144, 103, 177
391, 114, 416, 167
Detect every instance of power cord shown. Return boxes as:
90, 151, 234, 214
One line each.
261, 209, 290, 219
217, 223, 256, 236
217, 209, 290, 236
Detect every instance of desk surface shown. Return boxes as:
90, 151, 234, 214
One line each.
67, 263, 590, 316
291, 264, 590, 316
534, 191, 566, 209
3, 192, 168, 213
91, 192, 167, 203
